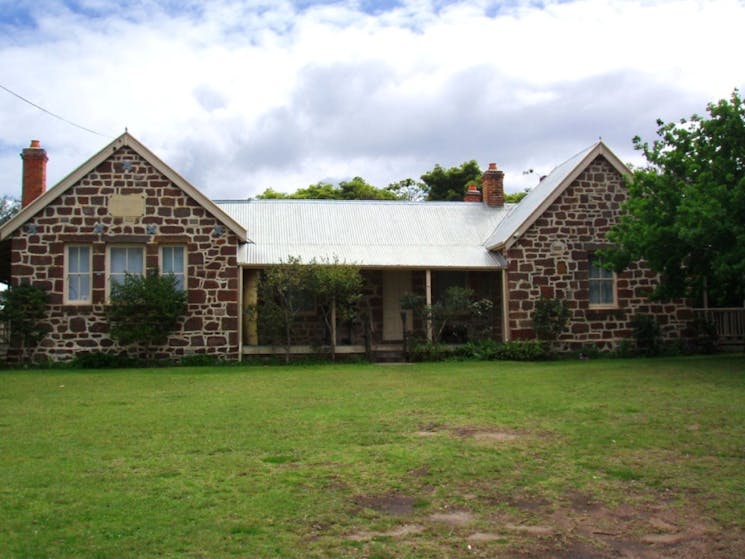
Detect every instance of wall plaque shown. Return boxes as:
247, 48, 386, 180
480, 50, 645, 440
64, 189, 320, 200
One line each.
109, 194, 145, 223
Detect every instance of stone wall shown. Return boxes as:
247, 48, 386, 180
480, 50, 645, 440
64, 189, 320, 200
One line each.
9, 146, 240, 362
505, 155, 692, 350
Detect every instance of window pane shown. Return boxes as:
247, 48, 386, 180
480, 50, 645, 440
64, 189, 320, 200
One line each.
127, 248, 143, 275
162, 247, 172, 273
161, 247, 185, 291
67, 246, 91, 302
69, 247, 79, 273
79, 276, 90, 301
78, 247, 90, 273
589, 254, 615, 306
173, 247, 184, 272
68, 276, 79, 301
111, 248, 127, 273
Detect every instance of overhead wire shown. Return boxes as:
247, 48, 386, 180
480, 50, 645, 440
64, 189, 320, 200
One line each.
0, 83, 114, 139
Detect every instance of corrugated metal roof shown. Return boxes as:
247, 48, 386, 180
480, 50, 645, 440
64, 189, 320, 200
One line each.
484, 142, 600, 249
215, 199, 511, 269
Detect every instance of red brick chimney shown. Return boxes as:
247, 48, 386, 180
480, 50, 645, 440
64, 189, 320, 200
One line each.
482, 162, 504, 208
21, 140, 48, 208
464, 182, 481, 202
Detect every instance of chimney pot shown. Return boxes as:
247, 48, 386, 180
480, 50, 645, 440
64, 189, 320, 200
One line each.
488, 162, 497, 170
464, 182, 481, 202
21, 140, 48, 208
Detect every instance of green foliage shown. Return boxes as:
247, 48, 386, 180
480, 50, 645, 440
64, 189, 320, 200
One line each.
70, 351, 141, 369
307, 258, 363, 361
409, 340, 450, 362
604, 90, 745, 305
253, 257, 364, 362
630, 313, 662, 357
421, 160, 482, 201
491, 340, 552, 360
257, 178, 402, 200
0, 196, 20, 226
504, 190, 529, 203
400, 287, 494, 345
410, 339, 552, 361
106, 271, 187, 361
613, 338, 636, 358
692, 316, 719, 355
386, 178, 427, 201
431, 286, 494, 343
532, 297, 571, 341
0, 283, 48, 363
253, 256, 311, 360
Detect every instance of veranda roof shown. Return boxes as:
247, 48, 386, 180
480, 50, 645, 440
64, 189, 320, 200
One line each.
216, 199, 511, 269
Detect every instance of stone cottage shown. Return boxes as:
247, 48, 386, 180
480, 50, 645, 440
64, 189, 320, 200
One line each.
0, 133, 691, 362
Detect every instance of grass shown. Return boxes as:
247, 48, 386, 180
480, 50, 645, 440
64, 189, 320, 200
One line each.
1, 355, 744, 558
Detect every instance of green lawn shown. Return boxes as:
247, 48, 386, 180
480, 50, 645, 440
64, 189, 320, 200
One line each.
1, 355, 744, 558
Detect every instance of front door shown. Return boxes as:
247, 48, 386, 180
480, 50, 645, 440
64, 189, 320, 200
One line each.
382, 270, 412, 341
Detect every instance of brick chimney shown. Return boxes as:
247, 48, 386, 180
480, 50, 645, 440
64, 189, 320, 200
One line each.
21, 140, 48, 208
464, 182, 481, 202
482, 162, 504, 208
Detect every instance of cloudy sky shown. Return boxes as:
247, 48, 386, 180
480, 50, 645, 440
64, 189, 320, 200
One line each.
1, 0, 743, 200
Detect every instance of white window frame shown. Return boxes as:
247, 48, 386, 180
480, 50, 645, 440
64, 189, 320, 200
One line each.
160, 245, 187, 291
64, 245, 92, 304
588, 255, 617, 309
107, 245, 145, 298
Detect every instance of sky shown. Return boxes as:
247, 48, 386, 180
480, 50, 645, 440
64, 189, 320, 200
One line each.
0, 0, 743, 200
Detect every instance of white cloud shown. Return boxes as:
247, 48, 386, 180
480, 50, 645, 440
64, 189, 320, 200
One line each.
0, 0, 743, 200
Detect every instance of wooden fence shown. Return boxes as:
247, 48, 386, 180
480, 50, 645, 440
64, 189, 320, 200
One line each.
693, 308, 745, 351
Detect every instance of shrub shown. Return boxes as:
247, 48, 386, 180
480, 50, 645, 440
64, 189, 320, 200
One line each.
107, 270, 187, 363
492, 340, 553, 361
0, 283, 48, 364
692, 315, 719, 354
532, 297, 570, 342
613, 339, 636, 358
70, 351, 141, 369
576, 343, 601, 360
409, 341, 450, 362
411, 339, 552, 362
630, 313, 662, 356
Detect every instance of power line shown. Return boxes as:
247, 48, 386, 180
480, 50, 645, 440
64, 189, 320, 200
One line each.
0, 83, 114, 139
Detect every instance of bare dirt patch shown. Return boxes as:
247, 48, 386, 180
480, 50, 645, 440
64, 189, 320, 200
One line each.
346, 524, 424, 541
415, 423, 523, 442
429, 510, 474, 526
352, 493, 417, 516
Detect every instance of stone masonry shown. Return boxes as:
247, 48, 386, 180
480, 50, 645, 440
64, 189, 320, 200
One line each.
9, 146, 240, 362
505, 155, 692, 350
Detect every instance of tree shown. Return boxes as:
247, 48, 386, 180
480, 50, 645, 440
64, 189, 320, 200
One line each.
386, 178, 427, 201
604, 90, 745, 306
338, 177, 399, 200
252, 257, 364, 362
420, 160, 482, 201
107, 271, 187, 362
252, 256, 312, 363
0, 196, 20, 226
257, 178, 402, 200
308, 258, 363, 361
0, 283, 48, 364
505, 190, 529, 203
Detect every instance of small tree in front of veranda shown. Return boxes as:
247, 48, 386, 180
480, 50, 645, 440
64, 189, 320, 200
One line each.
308, 258, 363, 362
0, 282, 48, 365
106, 270, 187, 363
